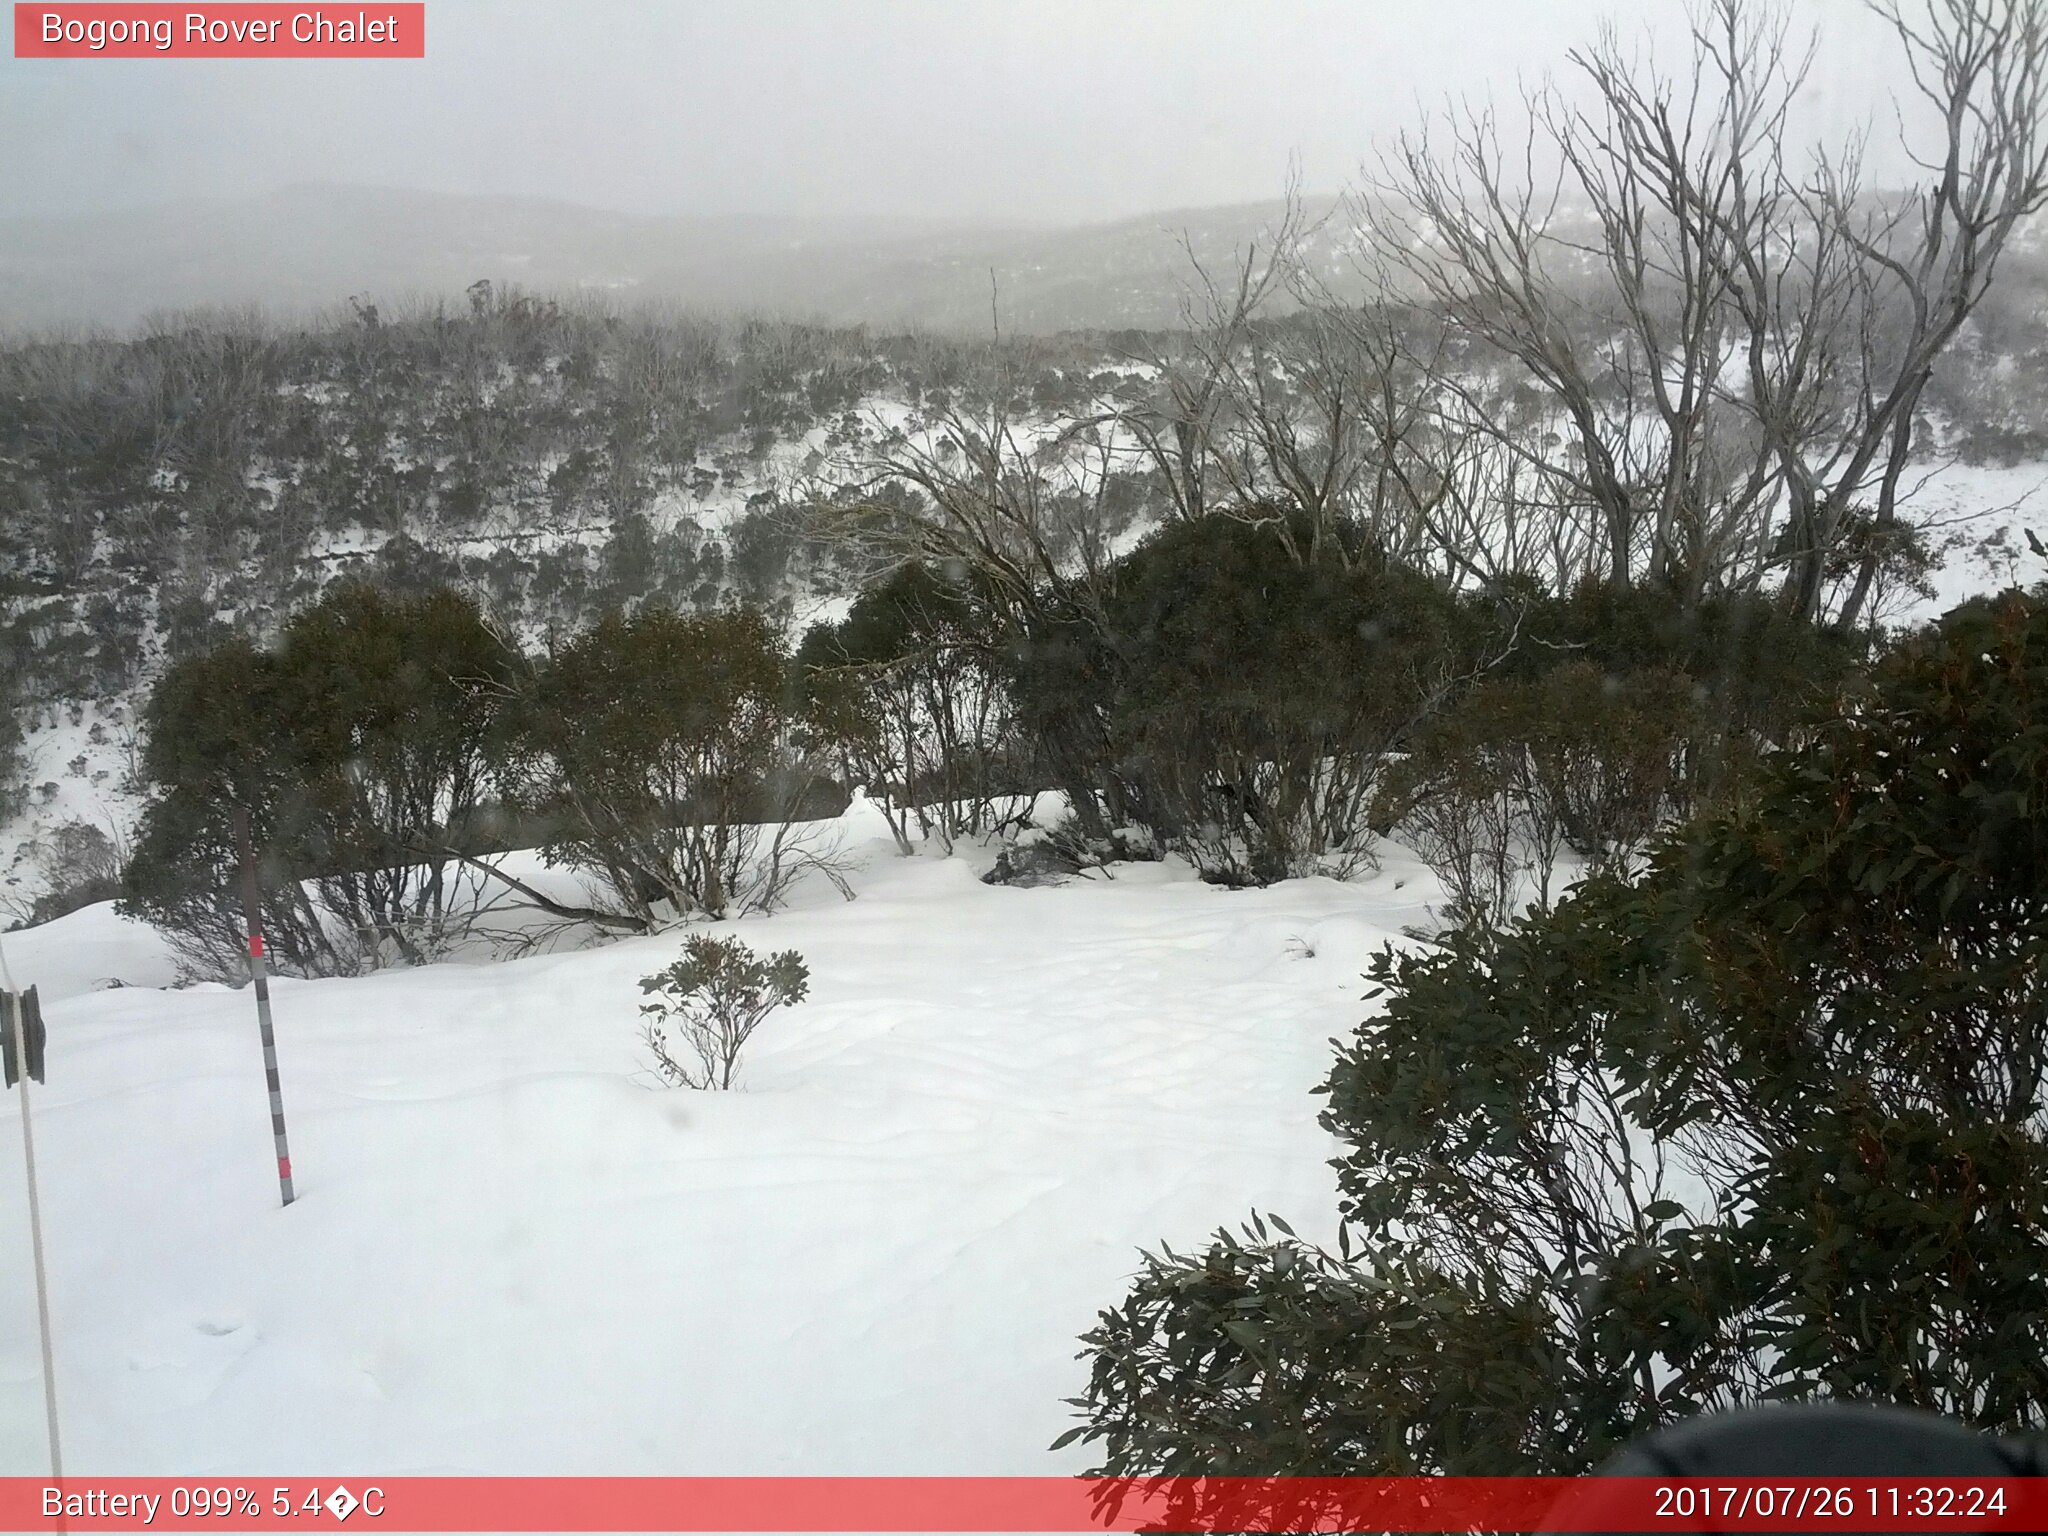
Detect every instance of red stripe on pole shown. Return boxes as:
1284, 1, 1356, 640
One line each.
0, 1478, 2041, 1532
248, 932, 264, 958
276, 1157, 291, 1181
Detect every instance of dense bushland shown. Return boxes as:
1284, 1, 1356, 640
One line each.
794, 504, 1852, 908
1066, 588, 2048, 1475
0, 300, 1131, 717
119, 584, 841, 977
114, 473, 1872, 974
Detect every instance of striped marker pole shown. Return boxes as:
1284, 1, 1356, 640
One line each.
233, 807, 297, 1207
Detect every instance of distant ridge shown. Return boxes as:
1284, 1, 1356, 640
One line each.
0, 183, 1344, 336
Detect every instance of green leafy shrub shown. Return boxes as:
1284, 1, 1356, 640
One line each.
638, 934, 809, 1090
120, 583, 517, 977
1103, 510, 1460, 885
1527, 584, 1853, 801
120, 635, 338, 978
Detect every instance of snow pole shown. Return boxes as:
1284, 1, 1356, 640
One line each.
233, 807, 297, 1207
0, 933, 62, 1482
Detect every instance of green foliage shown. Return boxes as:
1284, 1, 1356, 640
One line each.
507, 606, 813, 920
1069, 589, 2048, 1475
120, 582, 515, 977
638, 934, 809, 1090
273, 581, 517, 957
1530, 584, 1853, 777
1070, 1226, 1577, 1475
1102, 510, 1460, 884
119, 634, 336, 977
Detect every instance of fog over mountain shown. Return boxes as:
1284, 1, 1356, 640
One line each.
0, 0, 1928, 335
0, 183, 1352, 335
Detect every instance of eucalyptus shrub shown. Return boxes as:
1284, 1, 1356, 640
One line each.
639, 935, 809, 1090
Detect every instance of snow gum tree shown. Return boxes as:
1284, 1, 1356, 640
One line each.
796, 561, 1017, 854
120, 582, 518, 977
1359, 0, 2048, 624
1103, 509, 1461, 885
504, 606, 822, 923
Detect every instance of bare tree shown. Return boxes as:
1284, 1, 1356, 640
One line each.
1115, 189, 1604, 595
1826, 0, 2048, 624
1359, 0, 2048, 622
1105, 200, 1305, 531
826, 356, 1135, 836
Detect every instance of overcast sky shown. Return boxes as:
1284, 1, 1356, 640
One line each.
0, 0, 1911, 227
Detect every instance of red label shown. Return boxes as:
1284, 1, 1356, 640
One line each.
247, 931, 265, 958
15, 4, 425, 57
0, 1478, 2041, 1533
277, 1156, 292, 1180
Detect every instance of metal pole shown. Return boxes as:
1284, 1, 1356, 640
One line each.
0, 937, 62, 1480
233, 807, 297, 1207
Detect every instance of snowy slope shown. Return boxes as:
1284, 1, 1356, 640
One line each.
1894, 458, 2048, 624
0, 807, 1440, 1475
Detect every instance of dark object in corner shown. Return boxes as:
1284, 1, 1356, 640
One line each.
1543, 1403, 2044, 1535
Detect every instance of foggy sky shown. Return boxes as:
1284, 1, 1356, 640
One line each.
0, 0, 1911, 227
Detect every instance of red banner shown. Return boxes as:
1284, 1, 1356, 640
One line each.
13, 4, 423, 57
0, 1477, 2042, 1532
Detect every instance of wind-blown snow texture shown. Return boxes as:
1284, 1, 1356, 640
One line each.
0, 802, 1440, 1474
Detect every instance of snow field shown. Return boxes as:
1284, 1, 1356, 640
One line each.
0, 808, 1441, 1475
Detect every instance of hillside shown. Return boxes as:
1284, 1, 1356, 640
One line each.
4, 279, 2048, 917
9, 0, 2048, 1490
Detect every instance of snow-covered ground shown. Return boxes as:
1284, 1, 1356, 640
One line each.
1892, 458, 2048, 624
0, 804, 1440, 1475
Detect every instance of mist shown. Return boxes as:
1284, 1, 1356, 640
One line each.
0, 0, 1932, 331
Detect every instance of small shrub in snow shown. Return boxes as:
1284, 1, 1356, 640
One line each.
639, 935, 809, 1091
983, 817, 1154, 887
